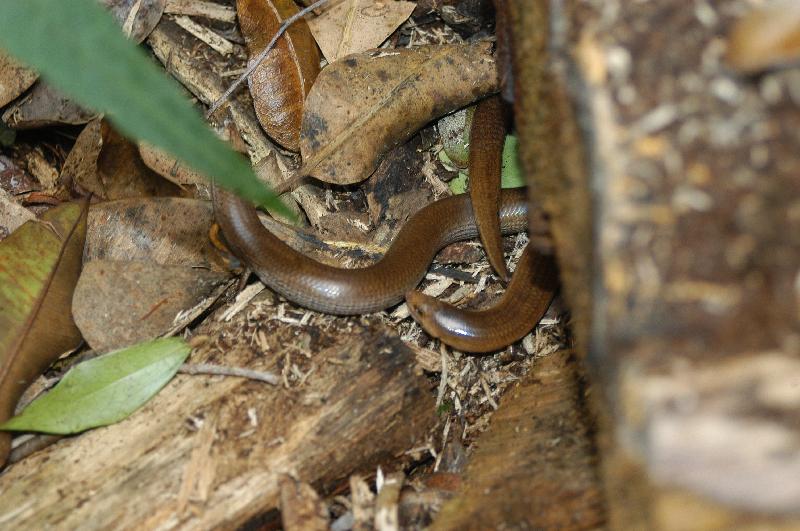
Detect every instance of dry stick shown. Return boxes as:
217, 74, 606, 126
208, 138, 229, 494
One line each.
179, 363, 280, 385
205, 0, 332, 118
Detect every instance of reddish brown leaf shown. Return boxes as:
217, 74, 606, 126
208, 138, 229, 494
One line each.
0, 199, 89, 465
238, 0, 321, 151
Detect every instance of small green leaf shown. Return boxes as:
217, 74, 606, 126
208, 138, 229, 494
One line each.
0, 337, 191, 434
0, 0, 289, 215
448, 171, 469, 195
501, 135, 524, 189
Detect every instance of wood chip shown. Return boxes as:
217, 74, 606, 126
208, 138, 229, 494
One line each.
165, 0, 236, 22
173, 15, 235, 55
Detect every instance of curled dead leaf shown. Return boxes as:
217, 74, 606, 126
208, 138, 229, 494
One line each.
61, 119, 181, 200
2, 83, 98, 129
300, 43, 498, 186
101, 0, 166, 43
0, 199, 89, 466
238, 0, 321, 151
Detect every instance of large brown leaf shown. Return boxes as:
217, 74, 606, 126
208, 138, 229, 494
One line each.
238, 0, 321, 151
0, 200, 89, 465
84, 197, 228, 271
299, 43, 498, 186
73, 260, 229, 352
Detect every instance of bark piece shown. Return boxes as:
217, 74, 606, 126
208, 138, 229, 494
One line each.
300, 43, 498, 185
164, 0, 236, 22
0, 300, 437, 529
508, 0, 800, 527
430, 350, 605, 530
375, 472, 404, 531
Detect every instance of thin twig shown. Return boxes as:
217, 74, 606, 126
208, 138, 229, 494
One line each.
178, 363, 280, 385
205, 0, 331, 118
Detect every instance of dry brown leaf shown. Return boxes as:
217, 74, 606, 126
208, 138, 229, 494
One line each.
238, 0, 321, 151
300, 43, 497, 185
0, 51, 37, 109
0, 199, 89, 465
1, 82, 98, 129
307, 0, 415, 63
138, 141, 208, 187
85, 197, 228, 272
72, 260, 229, 352
60, 120, 181, 200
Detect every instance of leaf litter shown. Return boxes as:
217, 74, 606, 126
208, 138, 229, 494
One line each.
0, 1, 570, 527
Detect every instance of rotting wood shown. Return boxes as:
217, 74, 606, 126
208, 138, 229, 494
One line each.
429, 350, 605, 530
0, 291, 437, 529
508, 0, 800, 527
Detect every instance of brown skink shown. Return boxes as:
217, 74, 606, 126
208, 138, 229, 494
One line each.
405, 243, 557, 353
212, 186, 529, 315
469, 95, 510, 282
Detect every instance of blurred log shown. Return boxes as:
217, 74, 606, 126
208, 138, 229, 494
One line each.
0, 293, 436, 529
431, 350, 605, 529
509, 1, 800, 528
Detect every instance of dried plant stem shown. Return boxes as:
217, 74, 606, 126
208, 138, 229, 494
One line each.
179, 363, 280, 385
206, 0, 331, 118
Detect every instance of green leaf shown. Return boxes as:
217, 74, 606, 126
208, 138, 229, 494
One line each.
448, 171, 469, 195
0, 0, 289, 215
0, 337, 191, 434
449, 134, 521, 195
501, 134, 524, 189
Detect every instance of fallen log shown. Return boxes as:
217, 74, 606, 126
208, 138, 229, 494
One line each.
0, 292, 436, 529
